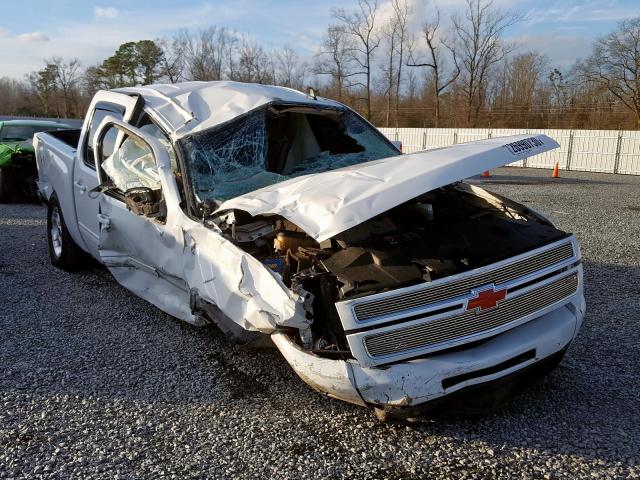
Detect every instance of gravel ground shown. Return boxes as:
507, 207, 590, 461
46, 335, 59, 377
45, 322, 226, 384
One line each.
1, 167, 639, 479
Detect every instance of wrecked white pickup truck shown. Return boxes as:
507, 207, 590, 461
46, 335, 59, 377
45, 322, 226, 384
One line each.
35, 81, 585, 421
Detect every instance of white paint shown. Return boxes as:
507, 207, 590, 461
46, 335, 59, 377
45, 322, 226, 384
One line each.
116, 81, 344, 141
218, 133, 558, 242
34, 82, 586, 414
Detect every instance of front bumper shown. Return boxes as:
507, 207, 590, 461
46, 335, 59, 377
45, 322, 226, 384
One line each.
272, 290, 585, 416
375, 346, 568, 421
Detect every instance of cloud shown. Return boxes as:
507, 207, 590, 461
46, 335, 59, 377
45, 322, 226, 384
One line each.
524, 0, 639, 26
0, 27, 9, 38
509, 33, 592, 67
95, 6, 119, 19
17, 32, 50, 43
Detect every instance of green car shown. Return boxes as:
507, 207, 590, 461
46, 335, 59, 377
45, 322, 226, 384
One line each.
0, 119, 73, 201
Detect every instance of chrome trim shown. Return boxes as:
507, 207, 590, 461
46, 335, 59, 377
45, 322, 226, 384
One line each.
335, 236, 578, 331
347, 265, 583, 367
363, 273, 578, 358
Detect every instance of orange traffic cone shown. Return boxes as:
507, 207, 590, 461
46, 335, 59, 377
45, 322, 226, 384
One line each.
552, 162, 559, 178
482, 170, 491, 177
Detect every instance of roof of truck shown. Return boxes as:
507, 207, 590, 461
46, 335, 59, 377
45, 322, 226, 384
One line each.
115, 81, 345, 140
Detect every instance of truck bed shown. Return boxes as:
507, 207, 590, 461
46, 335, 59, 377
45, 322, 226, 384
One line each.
34, 130, 79, 206
46, 129, 81, 148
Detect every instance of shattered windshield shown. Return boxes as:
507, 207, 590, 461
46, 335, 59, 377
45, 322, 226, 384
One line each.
179, 105, 399, 204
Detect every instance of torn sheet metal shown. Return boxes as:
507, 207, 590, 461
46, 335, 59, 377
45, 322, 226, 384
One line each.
180, 218, 311, 332
217, 134, 560, 242
94, 117, 309, 333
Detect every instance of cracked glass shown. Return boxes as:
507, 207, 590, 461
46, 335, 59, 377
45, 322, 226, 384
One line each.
180, 105, 398, 204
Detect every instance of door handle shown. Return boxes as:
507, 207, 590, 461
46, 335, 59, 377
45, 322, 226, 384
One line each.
74, 180, 87, 194
97, 213, 111, 231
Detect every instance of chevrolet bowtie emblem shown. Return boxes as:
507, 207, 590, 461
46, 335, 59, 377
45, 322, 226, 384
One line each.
466, 285, 507, 312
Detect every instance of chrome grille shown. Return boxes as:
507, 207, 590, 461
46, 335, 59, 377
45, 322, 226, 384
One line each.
363, 273, 579, 358
353, 241, 574, 321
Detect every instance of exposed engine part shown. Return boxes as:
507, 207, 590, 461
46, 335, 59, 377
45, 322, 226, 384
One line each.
413, 258, 459, 279
233, 220, 274, 244
290, 281, 315, 348
321, 247, 422, 297
291, 271, 349, 354
210, 183, 567, 358
259, 257, 286, 275
333, 216, 396, 245
407, 201, 434, 223
274, 230, 319, 252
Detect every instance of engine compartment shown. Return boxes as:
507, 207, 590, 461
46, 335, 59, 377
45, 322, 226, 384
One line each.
209, 182, 567, 357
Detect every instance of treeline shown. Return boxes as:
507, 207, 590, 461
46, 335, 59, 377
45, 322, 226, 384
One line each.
1, 0, 639, 129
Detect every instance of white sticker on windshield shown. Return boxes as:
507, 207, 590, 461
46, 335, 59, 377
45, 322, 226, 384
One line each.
503, 137, 544, 155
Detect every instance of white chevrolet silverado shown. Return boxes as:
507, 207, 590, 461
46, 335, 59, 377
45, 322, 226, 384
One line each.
35, 81, 585, 421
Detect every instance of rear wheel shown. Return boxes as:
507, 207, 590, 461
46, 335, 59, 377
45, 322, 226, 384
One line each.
47, 195, 85, 271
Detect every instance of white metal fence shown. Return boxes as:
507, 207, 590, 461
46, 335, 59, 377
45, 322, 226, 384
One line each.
378, 128, 640, 175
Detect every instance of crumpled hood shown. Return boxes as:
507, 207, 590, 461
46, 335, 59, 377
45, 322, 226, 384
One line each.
216, 134, 559, 242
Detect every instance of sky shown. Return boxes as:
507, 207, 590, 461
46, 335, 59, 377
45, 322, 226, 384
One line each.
0, 0, 638, 79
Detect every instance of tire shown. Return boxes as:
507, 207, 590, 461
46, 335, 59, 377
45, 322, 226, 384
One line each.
0, 168, 16, 202
47, 195, 86, 271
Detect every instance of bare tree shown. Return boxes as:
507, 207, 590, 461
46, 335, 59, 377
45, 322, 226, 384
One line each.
274, 46, 307, 90
157, 37, 186, 83
379, 0, 411, 126
0, 77, 39, 116
178, 27, 238, 81
450, 0, 522, 125
549, 68, 573, 108
577, 17, 640, 127
392, 0, 410, 126
313, 25, 359, 101
48, 57, 82, 117
407, 9, 460, 127
381, 14, 399, 126
236, 39, 274, 84
333, 0, 381, 119
26, 59, 80, 117
505, 52, 548, 109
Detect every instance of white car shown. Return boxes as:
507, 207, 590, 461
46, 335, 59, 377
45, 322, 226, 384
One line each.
34, 81, 585, 421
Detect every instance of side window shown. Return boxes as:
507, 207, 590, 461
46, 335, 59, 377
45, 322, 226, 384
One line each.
84, 103, 125, 169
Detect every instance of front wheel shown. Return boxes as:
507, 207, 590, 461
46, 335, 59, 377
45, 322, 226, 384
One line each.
47, 195, 86, 271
